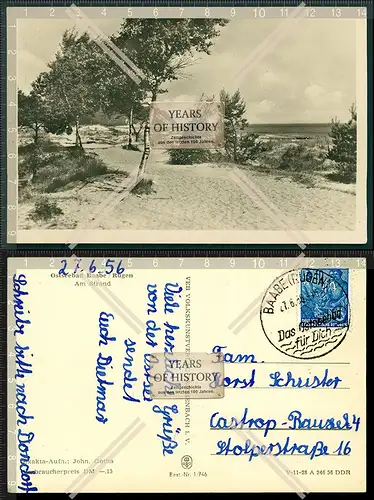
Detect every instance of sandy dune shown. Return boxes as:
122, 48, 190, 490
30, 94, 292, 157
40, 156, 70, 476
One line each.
18, 147, 356, 232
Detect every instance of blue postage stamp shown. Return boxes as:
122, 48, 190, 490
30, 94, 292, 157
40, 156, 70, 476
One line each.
300, 268, 349, 328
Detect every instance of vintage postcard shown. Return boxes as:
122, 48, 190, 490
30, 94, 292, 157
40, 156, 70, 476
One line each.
6, 5, 368, 244
8, 256, 366, 493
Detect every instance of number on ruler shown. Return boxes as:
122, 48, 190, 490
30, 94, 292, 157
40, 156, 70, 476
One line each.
50, 8, 55, 17
306, 8, 316, 17
332, 8, 341, 18
180, 7, 184, 16
357, 8, 366, 17
253, 8, 266, 18
102, 8, 107, 16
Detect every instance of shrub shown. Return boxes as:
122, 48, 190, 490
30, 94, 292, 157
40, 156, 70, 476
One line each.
25, 145, 51, 181
326, 104, 357, 184
326, 164, 356, 184
45, 155, 108, 192
131, 178, 155, 195
168, 148, 212, 165
277, 144, 321, 171
220, 89, 270, 164
235, 132, 270, 164
28, 198, 63, 222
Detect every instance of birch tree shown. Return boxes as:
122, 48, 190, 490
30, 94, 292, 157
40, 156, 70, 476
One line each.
39, 30, 102, 148
112, 18, 229, 177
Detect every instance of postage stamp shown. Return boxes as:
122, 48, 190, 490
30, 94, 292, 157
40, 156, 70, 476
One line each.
260, 268, 350, 359
149, 352, 224, 399
300, 268, 349, 328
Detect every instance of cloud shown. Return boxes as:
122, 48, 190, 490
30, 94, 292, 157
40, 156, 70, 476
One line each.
258, 70, 283, 87
255, 99, 276, 115
304, 85, 343, 109
171, 94, 201, 102
17, 50, 48, 93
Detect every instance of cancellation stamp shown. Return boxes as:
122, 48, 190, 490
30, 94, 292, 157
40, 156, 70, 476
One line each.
260, 268, 350, 360
149, 352, 224, 399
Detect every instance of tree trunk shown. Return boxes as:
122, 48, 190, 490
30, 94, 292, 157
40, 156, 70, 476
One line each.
136, 122, 150, 180
75, 116, 83, 148
127, 108, 133, 148
133, 123, 144, 142
135, 93, 156, 179
34, 124, 39, 144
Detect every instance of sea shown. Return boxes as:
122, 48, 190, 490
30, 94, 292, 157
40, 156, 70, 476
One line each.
247, 123, 331, 138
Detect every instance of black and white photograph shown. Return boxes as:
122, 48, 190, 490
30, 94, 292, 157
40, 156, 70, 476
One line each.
8, 6, 368, 243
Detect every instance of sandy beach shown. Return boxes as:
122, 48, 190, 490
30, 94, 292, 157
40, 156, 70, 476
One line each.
18, 142, 356, 233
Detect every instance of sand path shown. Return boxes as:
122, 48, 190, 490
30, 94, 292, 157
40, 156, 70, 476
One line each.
18, 147, 356, 232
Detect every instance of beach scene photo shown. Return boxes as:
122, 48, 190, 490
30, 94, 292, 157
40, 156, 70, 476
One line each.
12, 10, 367, 243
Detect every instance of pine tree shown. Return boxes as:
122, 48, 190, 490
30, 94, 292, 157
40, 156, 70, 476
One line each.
327, 104, 357, 182
220, 89, 267, 164
18, 90, 45, 144
328, 103, 357, 165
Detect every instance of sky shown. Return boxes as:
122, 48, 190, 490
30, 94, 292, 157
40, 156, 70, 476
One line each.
17, 17, 357, 124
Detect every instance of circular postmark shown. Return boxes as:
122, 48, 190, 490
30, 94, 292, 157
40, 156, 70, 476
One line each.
260, 268, 350, 360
